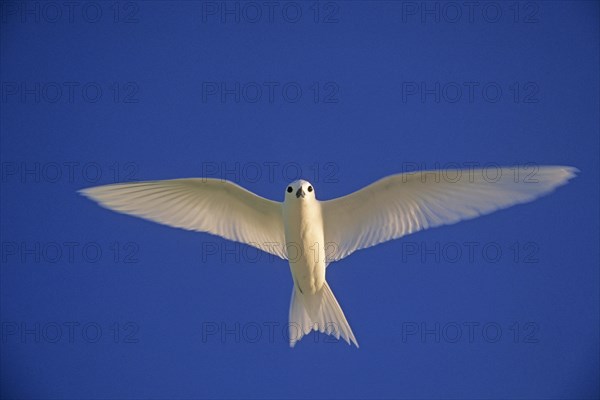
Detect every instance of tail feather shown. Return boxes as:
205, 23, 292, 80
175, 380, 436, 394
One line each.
288, 281, 359, 348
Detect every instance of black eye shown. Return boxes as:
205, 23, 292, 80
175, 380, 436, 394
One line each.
287, 186, 293, 193
307, 186, 313, 192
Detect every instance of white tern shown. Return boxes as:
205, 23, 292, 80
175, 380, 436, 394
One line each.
79, 165, 577, 347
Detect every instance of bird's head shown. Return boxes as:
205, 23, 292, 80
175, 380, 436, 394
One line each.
284, 179, 315, 202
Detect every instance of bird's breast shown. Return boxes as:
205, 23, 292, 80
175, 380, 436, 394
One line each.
283, 201, 326, 294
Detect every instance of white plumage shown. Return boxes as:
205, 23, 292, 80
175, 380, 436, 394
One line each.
80, 166, 578, 348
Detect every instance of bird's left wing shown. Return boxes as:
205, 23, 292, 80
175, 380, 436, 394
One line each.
80, 179, 287, 259
321, 166, 577, 263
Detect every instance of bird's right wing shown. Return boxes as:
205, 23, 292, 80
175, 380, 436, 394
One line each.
321, 166, 578, 262
79, 178, 287, 259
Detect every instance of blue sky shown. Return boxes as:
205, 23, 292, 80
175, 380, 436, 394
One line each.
1, 1, 598, 398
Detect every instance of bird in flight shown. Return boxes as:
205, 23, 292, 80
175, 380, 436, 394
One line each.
80, 165, 577, 348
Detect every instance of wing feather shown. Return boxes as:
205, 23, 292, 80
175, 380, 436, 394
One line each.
80, 178, 287, 259
322, 166, 577, 262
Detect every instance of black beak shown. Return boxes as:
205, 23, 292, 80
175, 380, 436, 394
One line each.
296, 187, 305, 198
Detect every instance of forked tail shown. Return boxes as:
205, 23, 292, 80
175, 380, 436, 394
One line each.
288, 281, 358, 348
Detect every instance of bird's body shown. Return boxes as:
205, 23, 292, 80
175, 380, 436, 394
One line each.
282, 180, 356, 346
283, 180, 326, 296
79, 166, 578, 348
